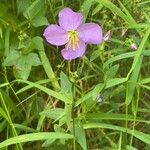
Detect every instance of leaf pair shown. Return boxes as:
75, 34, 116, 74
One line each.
3, 50, 41, 80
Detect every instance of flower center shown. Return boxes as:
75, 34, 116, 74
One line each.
67, 30, 79, 50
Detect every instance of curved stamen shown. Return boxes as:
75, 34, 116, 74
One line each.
67, 30, 79, 50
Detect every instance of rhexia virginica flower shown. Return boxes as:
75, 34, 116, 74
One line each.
43, 7, 103, 60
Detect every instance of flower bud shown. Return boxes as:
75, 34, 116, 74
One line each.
103, 30, 111, 41
130, 43, 137, 50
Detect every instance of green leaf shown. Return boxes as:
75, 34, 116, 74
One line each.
85, 112, 150, 124
117, 0, 141, 34
16, 79, 50, 94
125, 28, 150, 105
42, 138, 56, 147
140, 85, 150, 90
0, 90, 21, 120
126, 145, 138, 150
92, 83, 104, 100
75, 90, 93, 107
27, 53, 41, 66
0, 132, 73, 149
21, 36, 44, 54
0, 2, 8, 17
75, 123, 87, 150
104, 51, 136, 69
17, 0, 31, 14
105, 64, 120, 80
0, 107, 10, 123
63, 104, 72, 127
0, 120, 7, 133
94, 0, 135, 25
13, 56, 31, 80
3, 50, 20, 66
16, 80, 71, 104
105, 78, 127, 89
40, 108, 65, 120
140, 77, 150, 84
38, 42, 60, 90
126, 28, 150, 79
102, 50, 150, 60
118, 132, 122, 150
14, 124, 37, 133
92, 3, 103, 16
54, 124, 66, 145
3, 46, 41, 80
0, 83, 9, 88
90, 49, 100, 61
31, 16, 49, 27
24, 0, 44, 19
126, 56, 143, 105
81, 0, 93, 22
83, 123, 150, 145
94, 0, 143, 37
23, 0, 48, 27
31, 36, 44, 50
60, 71, 72, 98
13, 52, 41, 80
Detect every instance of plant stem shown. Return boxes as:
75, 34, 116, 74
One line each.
130, 88, 140, 145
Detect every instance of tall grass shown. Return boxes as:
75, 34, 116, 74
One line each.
0, 0, 150, 149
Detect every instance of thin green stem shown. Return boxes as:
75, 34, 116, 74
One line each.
70, 61, 76, 150
130, 88, 140, 145
72, 83, 76, 150
125, 102, 128, 146
72, 116, 76, 150
68, 60, 71, 74
125, 82, 129, 147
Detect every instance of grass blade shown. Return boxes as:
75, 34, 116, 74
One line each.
0, 132, 73, 149
84, 123, 150, 145
15, 80, 71, 104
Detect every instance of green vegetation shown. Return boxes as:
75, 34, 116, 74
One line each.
0, 0, 150, 149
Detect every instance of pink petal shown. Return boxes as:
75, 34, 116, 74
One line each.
78, 23, 103, 44
61, 40, 86, 60
59, 7, 83, 31
43, 24, 68, 46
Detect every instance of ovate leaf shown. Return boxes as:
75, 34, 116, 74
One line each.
13, 52, 41, 80
60, 71, 72, 98
3, 50, 20, 66
3, 49, 41, 80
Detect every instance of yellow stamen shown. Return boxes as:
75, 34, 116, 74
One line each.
67, 30, 79, 50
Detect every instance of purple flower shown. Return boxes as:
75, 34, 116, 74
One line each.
43, 7, 103, 60
103, 30, 111, 41
130, 43, 138, 50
